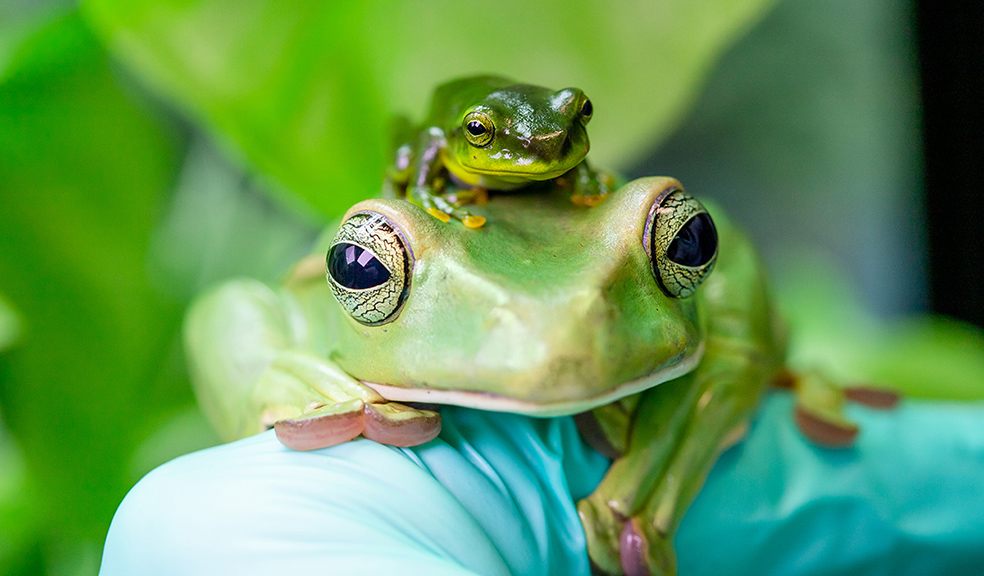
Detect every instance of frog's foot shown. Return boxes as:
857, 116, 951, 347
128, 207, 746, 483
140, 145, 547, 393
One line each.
777, 370, 900, 447
577, 496, 624, 575
578, 501, 673, 576
447, 185, 489, 206
567, 167, 615, 207
408, 185, 486, 229
275, 399, 441, 450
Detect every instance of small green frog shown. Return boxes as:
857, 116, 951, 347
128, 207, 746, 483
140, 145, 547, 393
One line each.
186, 177, 892, 574
386, 75, 613, 228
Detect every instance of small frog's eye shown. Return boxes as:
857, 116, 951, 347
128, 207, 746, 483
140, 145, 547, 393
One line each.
579, 98, 593, 124
463, 111, 494, 147
644, 189, 718, 298
326, 212, 413, 325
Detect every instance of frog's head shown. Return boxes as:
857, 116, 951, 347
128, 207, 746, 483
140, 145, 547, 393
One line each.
444, 82, 593, 183
322, 177, 718, 416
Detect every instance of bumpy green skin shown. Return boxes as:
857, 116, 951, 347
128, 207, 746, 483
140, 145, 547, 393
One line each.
185, 177, 785, 574
388, 75, 610, 222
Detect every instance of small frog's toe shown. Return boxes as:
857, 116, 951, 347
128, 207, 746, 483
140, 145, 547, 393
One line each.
570, 192, 608, 208
793, 404, 859, 447
845, 385, 901, 409
274, 399, 366, 450
461, 214, 487, 229
363, 402, 441, 447
425, 206, 452, 223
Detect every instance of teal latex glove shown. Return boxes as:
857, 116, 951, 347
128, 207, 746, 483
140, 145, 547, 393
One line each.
100, 395, 984, 575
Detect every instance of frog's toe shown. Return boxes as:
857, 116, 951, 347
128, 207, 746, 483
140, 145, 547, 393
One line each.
845, 385, 901, 408
274, 399, 366, 450
363, 402, 441, 447
619, 518, 676, 576
425, 206, 453, 223
570, 192, 608, 208
619, 520, 649, 576
577, 497, 623, 575
793, 404, 859, 447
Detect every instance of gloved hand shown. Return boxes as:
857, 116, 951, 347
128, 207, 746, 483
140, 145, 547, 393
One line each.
100, 394, 984, 575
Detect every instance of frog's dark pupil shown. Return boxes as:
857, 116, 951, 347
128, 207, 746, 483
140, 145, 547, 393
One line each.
327, 243, 391, 289
667, 213, 717, 267
466, 120, 487, 136
581, 99, 593, 117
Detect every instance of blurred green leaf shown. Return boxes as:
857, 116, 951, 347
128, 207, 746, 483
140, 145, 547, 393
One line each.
778, 255, 984, 400
81, 0, 775, 217
0, 424, 43, 575
0, 294, 19, 352
0, 9, 186, 562
149, 138, 320, 300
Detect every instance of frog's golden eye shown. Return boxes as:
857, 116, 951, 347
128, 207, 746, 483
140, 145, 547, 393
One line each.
644, 189, 718, 298
579, 98, 593, 124
463, 111, 494, 147
326, 212, 413, 325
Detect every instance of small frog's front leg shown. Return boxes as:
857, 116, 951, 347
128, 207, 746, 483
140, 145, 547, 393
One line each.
564, 160, 615, 207
406, 127, 486, 228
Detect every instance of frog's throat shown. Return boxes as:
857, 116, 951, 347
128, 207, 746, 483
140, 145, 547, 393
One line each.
361, 341, 704, 417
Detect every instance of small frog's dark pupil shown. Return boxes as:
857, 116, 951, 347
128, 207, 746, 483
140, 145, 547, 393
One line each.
467, 121, 486, 136
666, 213, 717, 267
581, 99, 593, 117
327, 243, 391, 289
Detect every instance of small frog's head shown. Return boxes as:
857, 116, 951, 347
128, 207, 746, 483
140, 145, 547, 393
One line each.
322, 178, 719, 416
444, 80, 593, 184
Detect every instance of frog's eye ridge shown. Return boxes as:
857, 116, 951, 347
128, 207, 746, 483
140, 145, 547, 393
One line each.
644, 189, 718, 298
463, 111, 494, 147
326, 212, 412, 325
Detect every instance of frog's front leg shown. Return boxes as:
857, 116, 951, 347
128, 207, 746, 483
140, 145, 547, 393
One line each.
780, 369, 899, 447
565, 160, 615, 207
406, 127, 486, 228
578, 375, 706, 574
259, 351, 440, 450
579, 343, 773, 576
186, 279, 440, 451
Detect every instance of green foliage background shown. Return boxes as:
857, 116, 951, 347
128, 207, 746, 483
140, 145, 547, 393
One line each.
0, 1, 981, 575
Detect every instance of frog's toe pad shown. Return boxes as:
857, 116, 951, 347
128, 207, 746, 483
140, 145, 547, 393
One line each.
275, 400, 441, 450
274, 400, 365, 450
619, 521, 649, 576
363, 402, 441, 447
794, 405, 859, 447
571, 193, 608, 207
845, 386, 901, 409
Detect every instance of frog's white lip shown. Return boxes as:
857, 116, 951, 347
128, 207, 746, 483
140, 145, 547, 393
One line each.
360, 341, 704, 417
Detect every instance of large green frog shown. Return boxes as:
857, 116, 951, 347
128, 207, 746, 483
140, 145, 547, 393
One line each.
386, 75, 613, 228
186, 176, 891, 574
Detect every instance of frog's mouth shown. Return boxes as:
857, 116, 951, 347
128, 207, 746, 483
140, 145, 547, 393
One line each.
360, 341, 704, 417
